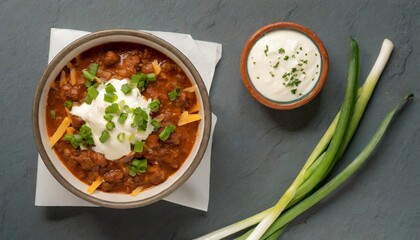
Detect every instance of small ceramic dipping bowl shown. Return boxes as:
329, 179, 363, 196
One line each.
240, 22, 329, 110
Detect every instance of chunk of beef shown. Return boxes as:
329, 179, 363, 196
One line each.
146, 165, 166, 185
103, 51, 120, 67
103, 169, 124, 183
71, 115, 85, 129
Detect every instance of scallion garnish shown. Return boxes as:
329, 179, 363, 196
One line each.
147, 73, 156, 82
88, 63, 99, 76
50, 110, 56, 119
118, 112, 128, 124
104, 92, 118, 103
106, 121, 115, 131
105, 83, 116, 93
85, 86, 99, 104
105, 103, 119, 114
121, 83, 132, 95
117, 132, 126, 143
148, 99, 160, 112
159, 125, 176, 141
99, 130, 110, 143
82, 69, 95, 82
134, 141, 144, 153
151, 118, 161, 131
168, 87, 181, 101
129, 159, 148, 177
103, 114, 113, 122
64, 101, 73, 109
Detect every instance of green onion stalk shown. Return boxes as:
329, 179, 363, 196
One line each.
238, 94, 413, 240
196, 39, 395, 240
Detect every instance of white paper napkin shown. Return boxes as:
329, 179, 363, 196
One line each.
35, 28, 222, 211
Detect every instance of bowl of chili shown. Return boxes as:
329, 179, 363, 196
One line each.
32, 29, 211, 208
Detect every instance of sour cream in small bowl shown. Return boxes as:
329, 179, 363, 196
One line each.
240, 22, 329, 110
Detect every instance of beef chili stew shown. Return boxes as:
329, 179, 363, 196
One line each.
46, 42, 203, 195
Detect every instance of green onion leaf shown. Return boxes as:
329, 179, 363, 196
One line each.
121, 83, 132, 95
104, 92, 118, 103
128, 133, 135, 142
85, 86, 99, 104
148, 99, 160, 112
129, 159, 148, 176
131, 73, 147, 87
105, 83, 116, 93
105, 103, 119, 114
103, 114, 113, 122
134, 141, 144, 153
106, 121, 115, 131
64, 101, 73, 109
159, 125, 176, 141
89, 63, 99, 76
79, 124, 92, 139
151, 119, 161, 132
82, 69, 95, 82
63, 134, 74, 141
147, 73, 156, 82
117, 133, 126, 143
118, 112, 128, 124
123, 105, 132, 113
99, 130, 110, 143
50, 110, 56, 119
168, 87, 181, 101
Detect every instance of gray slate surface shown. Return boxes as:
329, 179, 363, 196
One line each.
1, 0, 419, 239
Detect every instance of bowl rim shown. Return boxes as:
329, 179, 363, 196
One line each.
32, 29, 212, 208
240, 22, 329, 110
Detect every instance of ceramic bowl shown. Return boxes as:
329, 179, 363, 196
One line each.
240, 22, 329, 110
32, 29, 211, 208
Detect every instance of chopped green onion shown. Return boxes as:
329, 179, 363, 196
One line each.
88, 63, 99, 76
121, 83, 132, 95
131, 73, 147, 87
64, 101, 73, 109
104, 92, 118, 103
148, 99, 160, 112
82, 69, 95, 82
106, 121, 115, 131
168, 87, 181, 101
134, 141, 144, 153
129, 159, 148, 176
63, 134, 74, 141
117, 133, 126, 143
50, 110, 56, 119
159, 125, 176, 141
103, 114, 113, 122
99, 130, 110, 143
128, 133, 135, 142
147, 73, 156, 82
85, 86, 99, 104
118, 112, 128, 124
151, 119, 161, 131
105, 83, 116, 93
123, 105, 132, 113
105, 103, 119, 114
79, 124, 92, 139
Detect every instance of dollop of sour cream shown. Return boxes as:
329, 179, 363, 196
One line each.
71, 79, 154, 160
247, 29, 322, 102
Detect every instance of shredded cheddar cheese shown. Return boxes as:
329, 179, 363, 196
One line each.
70, 67, 76, 86
64, 108, 73, 125
49, 117, 71, 147
130, 186, 144, 196
87, 176, 103, 194
59, 70, 67, 87
178, 111, 201, 126
183, 86, 196, 93
66, 127, 75, 134
152, 60, 161, 75
189, 103, 200, 113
